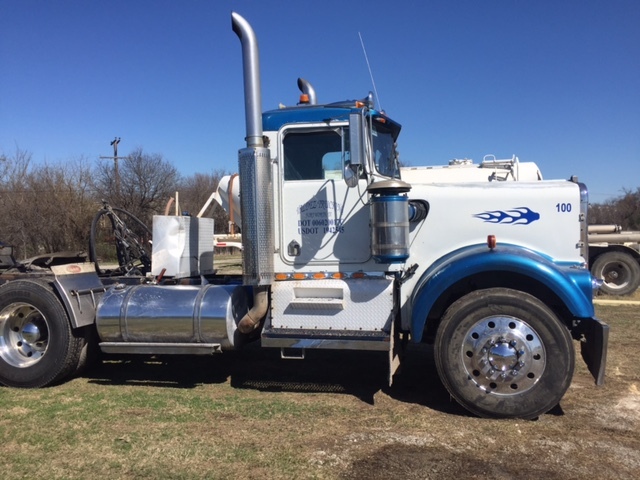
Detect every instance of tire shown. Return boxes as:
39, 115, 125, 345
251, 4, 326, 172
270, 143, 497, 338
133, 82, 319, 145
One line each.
0, 280, 84, 388
434, 288, 574, 419
591, 251, 640, 296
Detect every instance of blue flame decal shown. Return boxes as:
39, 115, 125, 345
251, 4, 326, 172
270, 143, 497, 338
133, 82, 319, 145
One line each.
473, 207, 540, 225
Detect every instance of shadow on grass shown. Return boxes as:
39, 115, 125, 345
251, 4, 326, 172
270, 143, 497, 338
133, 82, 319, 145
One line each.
85, 342, 470, 416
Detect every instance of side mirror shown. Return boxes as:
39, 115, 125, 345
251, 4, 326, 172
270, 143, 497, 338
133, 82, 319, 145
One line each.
344, 163, 360, 188
347, 112, 365, 188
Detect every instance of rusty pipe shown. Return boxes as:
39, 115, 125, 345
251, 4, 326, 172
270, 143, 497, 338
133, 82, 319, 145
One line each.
238, 286, 269, 333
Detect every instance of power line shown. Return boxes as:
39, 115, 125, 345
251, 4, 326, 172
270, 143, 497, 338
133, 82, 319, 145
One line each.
99, 137, 126, 195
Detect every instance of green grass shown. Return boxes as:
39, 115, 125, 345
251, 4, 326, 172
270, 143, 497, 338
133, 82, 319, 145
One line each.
0, 369, 342, 479
0, 303, 638, 479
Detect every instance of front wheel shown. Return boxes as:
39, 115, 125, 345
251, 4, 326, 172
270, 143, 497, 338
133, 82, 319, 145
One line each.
0, 280, 84, 387
434, 288, 574, 419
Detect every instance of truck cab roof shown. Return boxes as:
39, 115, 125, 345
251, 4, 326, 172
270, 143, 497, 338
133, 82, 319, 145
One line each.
262, 103, 402, 137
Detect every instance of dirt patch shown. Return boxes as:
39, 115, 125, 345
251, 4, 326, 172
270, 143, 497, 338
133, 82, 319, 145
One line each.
341, 444, 569, 480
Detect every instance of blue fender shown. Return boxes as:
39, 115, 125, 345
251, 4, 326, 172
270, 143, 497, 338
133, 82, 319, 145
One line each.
409, 244, 595, 342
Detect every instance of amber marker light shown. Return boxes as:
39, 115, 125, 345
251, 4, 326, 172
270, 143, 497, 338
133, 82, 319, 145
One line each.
292, 273, 307, 280
487, 235, 497, 250
313, 272, 327, 279
331, 272, 346, 279
299, 94, 310, 104
352, 272, 366, 279
275, 273, 289, 281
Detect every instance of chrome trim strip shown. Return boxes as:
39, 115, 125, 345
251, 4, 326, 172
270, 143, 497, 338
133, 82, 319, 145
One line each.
261, 328, 390, 351
577, 180, 589, 262
99, 342, 223, 355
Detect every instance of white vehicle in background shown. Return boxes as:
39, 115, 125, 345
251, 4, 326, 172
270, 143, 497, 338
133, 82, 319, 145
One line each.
587, 225, 640, 296
400, 155, 542, 184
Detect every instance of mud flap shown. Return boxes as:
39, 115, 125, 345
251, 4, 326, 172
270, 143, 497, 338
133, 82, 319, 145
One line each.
388, 319, 402, 387
579, 317, 609, 386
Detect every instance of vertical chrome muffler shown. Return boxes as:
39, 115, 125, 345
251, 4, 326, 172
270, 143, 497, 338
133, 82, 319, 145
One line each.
232, 12, 272, 332
232, 12, 273, 287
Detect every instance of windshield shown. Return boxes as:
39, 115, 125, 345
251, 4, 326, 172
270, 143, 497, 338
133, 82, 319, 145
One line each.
371, 123, 400, 178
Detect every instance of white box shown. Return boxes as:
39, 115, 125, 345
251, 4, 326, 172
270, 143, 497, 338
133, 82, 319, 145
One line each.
151, 216, 214, 277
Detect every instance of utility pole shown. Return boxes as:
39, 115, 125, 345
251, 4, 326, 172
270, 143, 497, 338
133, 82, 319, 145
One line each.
100, 137, 124, 196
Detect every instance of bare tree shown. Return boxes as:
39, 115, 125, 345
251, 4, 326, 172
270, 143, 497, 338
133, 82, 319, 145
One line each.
177, 171, 231, 234
0, 147, 236, 260
93, 147, 179, 227
25, 159, 96, 254
0, 148, 32, 256
590, 187, 640, 230
0, 150, 96, 258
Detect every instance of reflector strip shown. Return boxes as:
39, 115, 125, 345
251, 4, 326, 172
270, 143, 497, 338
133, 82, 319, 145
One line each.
274, 271, 384, 281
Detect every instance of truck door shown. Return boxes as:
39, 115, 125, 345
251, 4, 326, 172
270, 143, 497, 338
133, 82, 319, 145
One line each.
278, 125, 371, 266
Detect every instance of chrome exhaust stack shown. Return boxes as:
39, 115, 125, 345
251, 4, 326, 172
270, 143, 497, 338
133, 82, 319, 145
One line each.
297, 78, 317, 105
232, 12, 265, 149
232, 12, 272, 332
231, 12, 274, 289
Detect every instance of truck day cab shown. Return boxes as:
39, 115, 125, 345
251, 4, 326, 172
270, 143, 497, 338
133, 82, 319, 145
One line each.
0, 13, 607, 420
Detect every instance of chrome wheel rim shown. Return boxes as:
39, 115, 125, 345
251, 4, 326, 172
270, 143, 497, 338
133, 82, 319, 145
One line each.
0, 303, 49, 368
462, 315, 545, 395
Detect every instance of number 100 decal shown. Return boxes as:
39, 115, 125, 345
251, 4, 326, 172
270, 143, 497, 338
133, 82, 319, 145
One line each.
556, 203, 572, 213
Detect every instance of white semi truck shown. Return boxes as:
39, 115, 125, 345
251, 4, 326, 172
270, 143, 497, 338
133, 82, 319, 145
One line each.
402, 158, 640, 296
0, 13, 608, 420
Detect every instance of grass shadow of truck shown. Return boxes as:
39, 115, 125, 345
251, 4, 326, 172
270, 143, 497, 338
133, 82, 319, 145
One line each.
85, 343, 472, 417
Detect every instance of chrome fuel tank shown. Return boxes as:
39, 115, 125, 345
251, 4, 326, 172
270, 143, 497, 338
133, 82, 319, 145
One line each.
96, 284, 250, 348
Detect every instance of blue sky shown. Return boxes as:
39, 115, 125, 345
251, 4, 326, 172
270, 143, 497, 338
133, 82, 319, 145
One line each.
1, 0, 638, 204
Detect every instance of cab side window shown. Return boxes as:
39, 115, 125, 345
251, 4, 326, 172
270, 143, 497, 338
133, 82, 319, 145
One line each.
283, 130, 347, 181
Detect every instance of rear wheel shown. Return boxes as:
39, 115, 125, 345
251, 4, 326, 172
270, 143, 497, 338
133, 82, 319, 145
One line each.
434, 288, 574, 419
0, 280, 83, 387
591, 251, 640, 296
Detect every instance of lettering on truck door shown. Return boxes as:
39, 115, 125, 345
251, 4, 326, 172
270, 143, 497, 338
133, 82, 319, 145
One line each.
278, 126, 371, 266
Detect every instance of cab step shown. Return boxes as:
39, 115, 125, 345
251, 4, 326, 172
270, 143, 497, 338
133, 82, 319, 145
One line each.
261, 328, 390, 351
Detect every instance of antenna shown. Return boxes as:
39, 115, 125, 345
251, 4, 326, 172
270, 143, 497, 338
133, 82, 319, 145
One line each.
358, 32, 382, 111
